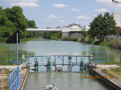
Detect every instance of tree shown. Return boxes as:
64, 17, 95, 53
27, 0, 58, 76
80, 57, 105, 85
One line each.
27, 20, 37, 28
56, 26, 60, 28
81, 27, 88, 37
4, 6, 27, 38
0, 6, 16, 37
88, 12, 118, 42
26, 19, 38, 38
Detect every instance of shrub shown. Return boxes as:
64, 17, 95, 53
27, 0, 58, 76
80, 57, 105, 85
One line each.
110, 38, 118, 49
84, 36, 89, 43
88, 38, 95, 43
62, 37, 69, 41
70, 37, 78, 41
81, 37, 84, 42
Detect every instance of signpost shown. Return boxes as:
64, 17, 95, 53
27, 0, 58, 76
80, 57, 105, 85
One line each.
6, 30, 20, 64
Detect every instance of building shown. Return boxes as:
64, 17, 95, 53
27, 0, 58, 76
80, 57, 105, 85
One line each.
112, 12, 121, 27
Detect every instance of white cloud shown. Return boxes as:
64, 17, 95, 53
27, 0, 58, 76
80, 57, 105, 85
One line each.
31, 13, 35, 15
5, 0, 39, 2
53, 4, 68, 8
48, 14, 63, 19
58, 20, 66, 24
96, 8, 109, 13
76, 15, 91, 19
48, 14, 57, 18
58, 20, 65, 23
9, 2, 39, 7
93, 14, 97, 17
71, 8, 80, 12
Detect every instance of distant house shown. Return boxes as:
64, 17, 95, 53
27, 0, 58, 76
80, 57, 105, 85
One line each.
62, 23, 83, 38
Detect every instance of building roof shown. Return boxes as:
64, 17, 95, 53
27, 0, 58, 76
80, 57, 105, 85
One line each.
63, 23, 82, 28
116, 27, 121, 32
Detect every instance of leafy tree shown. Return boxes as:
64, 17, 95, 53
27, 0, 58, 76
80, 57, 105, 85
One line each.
26, 19, 38, 38
81, 27, 88, 37
46, 27, 51, 29
56, 26, 60, 28
0, 6, 16, 37
27, 20, 37, 28
4, 6, 27, 38
88, 12, 118, 42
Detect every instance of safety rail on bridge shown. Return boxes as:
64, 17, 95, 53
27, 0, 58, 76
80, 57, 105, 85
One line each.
10, 66, 19, 90
24, 51, 105, 72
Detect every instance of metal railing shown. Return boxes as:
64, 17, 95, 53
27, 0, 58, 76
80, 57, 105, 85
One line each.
8, 52, 24, 63
10, 66, 19, 90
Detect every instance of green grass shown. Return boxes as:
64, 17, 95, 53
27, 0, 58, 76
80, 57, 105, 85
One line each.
101, 69, 118, 79
0, 37, 37, 42
0, 37, 8, 42
20, 37, 37, 41
0, 45, 7, 53
99, 41, 111, 47
0, 63, 20, 65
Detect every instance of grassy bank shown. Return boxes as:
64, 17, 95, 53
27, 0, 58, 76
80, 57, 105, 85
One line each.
61, 36, 121, 51
0, 37, 37, 43
0, 45, 8, 54
20, 37, 37, 41
101, 67, 121, 81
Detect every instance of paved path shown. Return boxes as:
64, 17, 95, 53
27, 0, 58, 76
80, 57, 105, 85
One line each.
0, 63, 28, 90
96, 65, 119, 70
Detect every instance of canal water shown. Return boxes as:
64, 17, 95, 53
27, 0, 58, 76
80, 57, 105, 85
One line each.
0, 38, 121, 90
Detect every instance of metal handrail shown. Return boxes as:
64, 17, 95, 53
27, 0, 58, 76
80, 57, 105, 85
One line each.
10, 66, 19, 90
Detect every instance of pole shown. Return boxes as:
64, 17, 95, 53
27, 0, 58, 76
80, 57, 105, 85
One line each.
16, 33, 18, 64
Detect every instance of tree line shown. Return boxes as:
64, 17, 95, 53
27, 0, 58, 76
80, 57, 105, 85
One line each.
0, 6, 39, 38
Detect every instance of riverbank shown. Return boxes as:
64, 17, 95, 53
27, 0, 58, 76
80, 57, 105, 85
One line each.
0, 45, 8, 55
90, 68, 121, 90
0, 37, 37, 43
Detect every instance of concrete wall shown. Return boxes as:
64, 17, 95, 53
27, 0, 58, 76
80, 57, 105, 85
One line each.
62, 32, 69, 38
69, 32, 82, 38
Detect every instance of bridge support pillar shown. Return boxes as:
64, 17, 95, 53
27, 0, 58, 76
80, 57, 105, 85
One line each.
62, 32, 69, 38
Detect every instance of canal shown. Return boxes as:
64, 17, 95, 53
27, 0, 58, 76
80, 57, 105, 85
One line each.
0, 38, 121, 90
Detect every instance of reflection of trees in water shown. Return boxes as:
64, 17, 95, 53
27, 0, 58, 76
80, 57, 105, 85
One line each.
83, 45, 121, 62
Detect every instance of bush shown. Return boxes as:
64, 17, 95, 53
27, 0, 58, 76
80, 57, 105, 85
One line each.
81, 37, 84, 42
110, 38, 118, 49
99, 41, 111, 47
84, 36, 89, 43
62, 37, 69, 41
62, 37, 78, 41
88, 38, 95, 43
81, 31, 88, 37
70, 37, 78, 41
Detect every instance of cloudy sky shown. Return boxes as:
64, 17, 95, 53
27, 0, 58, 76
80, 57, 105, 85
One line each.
1, 0, 121, 28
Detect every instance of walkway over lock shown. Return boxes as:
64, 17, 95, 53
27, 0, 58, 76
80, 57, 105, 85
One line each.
24, 51, 105, 72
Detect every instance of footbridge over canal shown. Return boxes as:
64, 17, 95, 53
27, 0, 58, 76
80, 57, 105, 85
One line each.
26, 25, 89, 38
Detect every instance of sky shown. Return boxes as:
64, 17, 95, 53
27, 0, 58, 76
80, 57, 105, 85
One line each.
1, 0, 121, 28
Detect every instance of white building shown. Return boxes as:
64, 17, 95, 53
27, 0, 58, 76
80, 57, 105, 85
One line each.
112, 12, 121, 27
